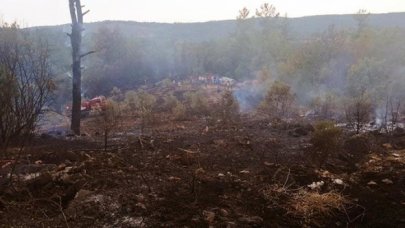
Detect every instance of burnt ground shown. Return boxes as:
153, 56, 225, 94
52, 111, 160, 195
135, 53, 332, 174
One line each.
0, 116, 404, 227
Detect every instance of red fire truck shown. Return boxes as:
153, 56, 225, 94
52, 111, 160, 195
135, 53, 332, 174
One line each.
65, 96, 106, 117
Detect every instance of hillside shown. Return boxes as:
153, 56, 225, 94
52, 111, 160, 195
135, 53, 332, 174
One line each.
30, 12, 405, 42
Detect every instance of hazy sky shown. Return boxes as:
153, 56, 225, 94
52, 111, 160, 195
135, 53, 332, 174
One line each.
1, 0, 405, 27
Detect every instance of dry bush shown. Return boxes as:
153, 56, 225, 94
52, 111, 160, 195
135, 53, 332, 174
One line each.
124, 89, 156, 134
310, 121, 342, 168
124, 90, 137, 115
343, 134, 371, 163
288, 190, 348, 226
261, 184, 289, 208
310, 93, 338, 120
215, 89, 240, 126
381, 96, 401, 135
156, 78, 173, 88
184, 90, 210, 116
172, 101, 187, 120
344, 94, 373, 133
92, 99, 122, 151
110, 87, 124, 102
160, 92, 187, 120
0, 23, 54, 156
259, 80, 295, 120
162, 93, 179, 112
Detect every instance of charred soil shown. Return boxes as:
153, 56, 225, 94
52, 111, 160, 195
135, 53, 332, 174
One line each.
0, 116, 404, 227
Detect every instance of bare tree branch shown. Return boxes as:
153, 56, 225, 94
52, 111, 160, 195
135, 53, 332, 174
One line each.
80, 51, 95, 58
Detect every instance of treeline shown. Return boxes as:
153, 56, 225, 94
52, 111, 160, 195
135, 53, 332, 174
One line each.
19, 4, 405, 114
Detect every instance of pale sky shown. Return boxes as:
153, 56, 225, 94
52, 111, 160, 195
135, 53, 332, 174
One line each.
1, 0, 405, 27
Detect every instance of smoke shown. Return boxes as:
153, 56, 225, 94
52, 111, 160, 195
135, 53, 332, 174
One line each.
233, 68, 275, 113
234, 80, 267, 112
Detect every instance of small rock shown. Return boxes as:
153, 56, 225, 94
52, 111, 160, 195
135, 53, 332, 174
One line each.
60, 174, 75, 184
213, 139, 226, 146
392, 153, 400, 158
122, 216, 145, 227
168, 176, 181, 181
218, 173, 225, 177
195, 168, 205, 175
135, 202, 147, 210
264, 162, 274, 166
226, 222, 237, 228
136, 194, 145, 202
321, 170, 330, 177
56, 163, 67, 172
239, 170, 250, 174
220, 208, 229, 217
367, 181, 377, 186
333, 179, 344, 185
64, 166, 73, 173
308, 181, 324, 190
238, 216, 263, 225
191, 215, 200, 223
381, 179, 393, 184
203, 210, 215, 223
74, 189, 93, 200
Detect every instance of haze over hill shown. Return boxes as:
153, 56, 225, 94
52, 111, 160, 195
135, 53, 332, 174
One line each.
31, 12, 405, 41
22, 11, 405, 112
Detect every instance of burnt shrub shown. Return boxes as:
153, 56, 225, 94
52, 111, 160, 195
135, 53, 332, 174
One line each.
184, 90, 210, 116
343, 134, 371, 163
207, 89, 240, 128
258, 80, 295, 120
310, 121, 342, 168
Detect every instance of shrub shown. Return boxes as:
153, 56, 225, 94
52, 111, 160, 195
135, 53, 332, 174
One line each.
124, 90, 137, 114
184, 90, 210, 116
137, 90, 156, 133
310, 121, 342, 168
93, 99, 122, 151
162, 93, 179, 112
110, 87, 124, 102
124, 89, 156, 134
217, 89, 240, 125
157, 78, 173, 88
172, 101, 187, 120
310, 93, 337, 120
344, 94, 373, 134
0, 23, 54, 156
259, 80, 295, 120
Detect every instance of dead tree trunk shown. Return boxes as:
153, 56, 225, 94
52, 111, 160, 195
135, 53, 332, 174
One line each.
68, 0, 92, 135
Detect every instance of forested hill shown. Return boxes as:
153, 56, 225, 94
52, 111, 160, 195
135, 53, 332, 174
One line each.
23, 12, 405, 109
31, 12, 405, 42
